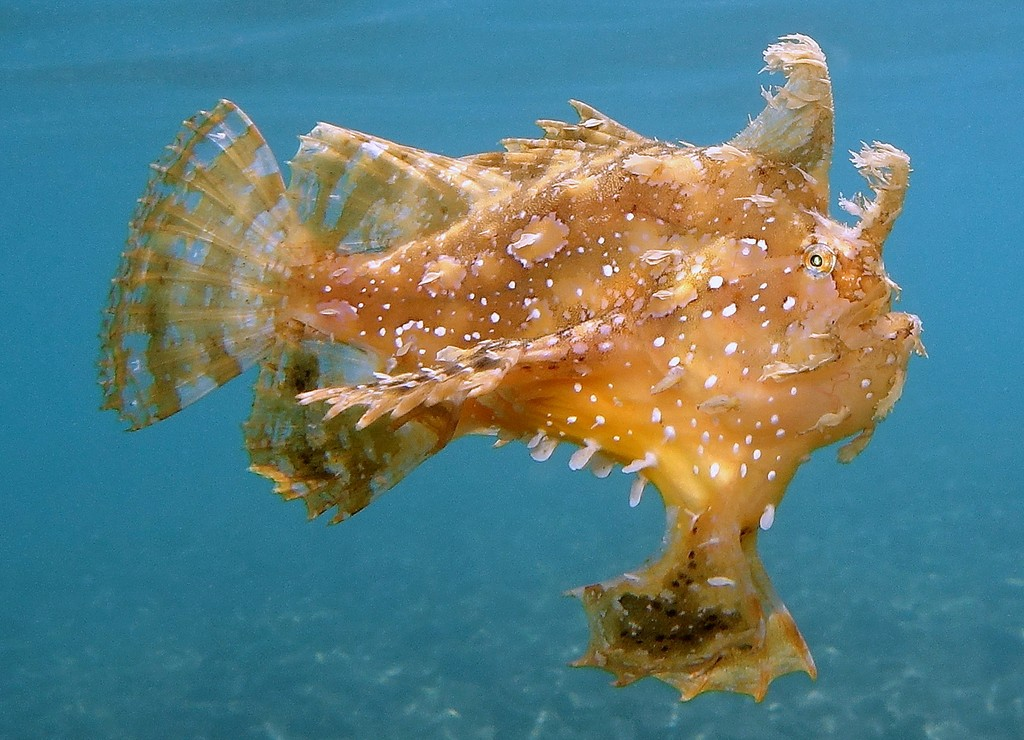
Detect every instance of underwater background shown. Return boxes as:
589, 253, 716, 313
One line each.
2, 1, 1022, 737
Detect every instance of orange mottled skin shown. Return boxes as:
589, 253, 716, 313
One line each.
101, 35, 922, 701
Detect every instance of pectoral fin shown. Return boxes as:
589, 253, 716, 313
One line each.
573, 507, 815, 700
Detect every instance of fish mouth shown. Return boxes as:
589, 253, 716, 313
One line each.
816, 309, 922, 464
836, 306, 923, 362
861, 309, 925, 423
872, 310, 924, 355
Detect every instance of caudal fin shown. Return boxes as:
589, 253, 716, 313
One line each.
100, 101, 298, 429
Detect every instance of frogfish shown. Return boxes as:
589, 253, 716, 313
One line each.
100, 35, 923, 700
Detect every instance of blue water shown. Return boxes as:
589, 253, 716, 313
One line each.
3, 1, 1022, 737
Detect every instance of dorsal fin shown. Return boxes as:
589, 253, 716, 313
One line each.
464, 100, 652, 183
287, 124, 512, 256
527, 99, 648, 149
729, 35, 834, 190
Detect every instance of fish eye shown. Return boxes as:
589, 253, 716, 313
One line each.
802, 243, 837, 277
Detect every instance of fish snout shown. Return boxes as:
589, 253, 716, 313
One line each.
880, 311, 926, 357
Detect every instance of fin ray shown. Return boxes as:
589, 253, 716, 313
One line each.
298, 340, 526, 430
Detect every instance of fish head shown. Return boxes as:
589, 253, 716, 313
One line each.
607, 141, 922, 518
633, 35, 927, 498
695, 141, 923, 476
807, 142, 924, 450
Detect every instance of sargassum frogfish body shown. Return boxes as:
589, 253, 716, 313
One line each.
101, 35, 923, 700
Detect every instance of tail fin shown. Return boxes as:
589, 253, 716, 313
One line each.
100, 100, 297, 429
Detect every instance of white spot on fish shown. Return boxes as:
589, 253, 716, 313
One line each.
569, 441, 599, 470
530, 436, 558, 462
622, 452, 656, 473
629, 475, 646, 507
